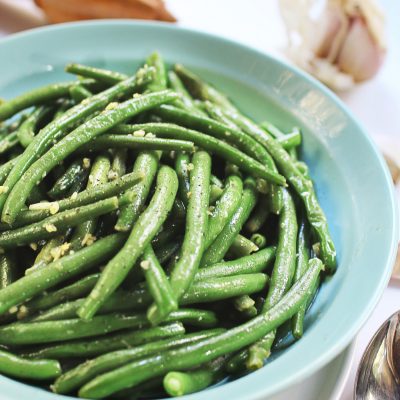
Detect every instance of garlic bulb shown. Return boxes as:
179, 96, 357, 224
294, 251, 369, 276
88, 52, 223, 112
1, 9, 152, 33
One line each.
279, 0, 386, 91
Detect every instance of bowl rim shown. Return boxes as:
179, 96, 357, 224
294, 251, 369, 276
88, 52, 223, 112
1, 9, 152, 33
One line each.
0, 19, 398, 400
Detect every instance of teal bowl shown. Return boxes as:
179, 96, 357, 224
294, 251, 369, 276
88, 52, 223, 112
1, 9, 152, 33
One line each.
0, 21, 398, 400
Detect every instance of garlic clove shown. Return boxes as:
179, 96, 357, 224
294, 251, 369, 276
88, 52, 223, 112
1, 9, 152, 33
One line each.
337, 16, 386, 82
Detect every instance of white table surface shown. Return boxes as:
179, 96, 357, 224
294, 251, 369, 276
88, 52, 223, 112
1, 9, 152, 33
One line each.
0, 1, 399, 399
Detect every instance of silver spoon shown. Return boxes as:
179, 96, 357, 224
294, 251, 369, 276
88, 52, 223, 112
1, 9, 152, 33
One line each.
354, 311, 400, 399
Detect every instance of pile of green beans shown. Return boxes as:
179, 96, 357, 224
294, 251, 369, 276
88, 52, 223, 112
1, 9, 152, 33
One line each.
0, 52, 335, 398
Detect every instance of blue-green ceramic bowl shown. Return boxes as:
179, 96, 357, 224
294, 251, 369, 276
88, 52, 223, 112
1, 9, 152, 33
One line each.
0, 21, 398, 400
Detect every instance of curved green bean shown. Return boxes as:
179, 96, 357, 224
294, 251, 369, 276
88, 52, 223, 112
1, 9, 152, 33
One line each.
65, 63, 128, 85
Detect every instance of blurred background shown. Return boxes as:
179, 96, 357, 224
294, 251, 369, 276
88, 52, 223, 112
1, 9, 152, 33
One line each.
0, 2, 399, 397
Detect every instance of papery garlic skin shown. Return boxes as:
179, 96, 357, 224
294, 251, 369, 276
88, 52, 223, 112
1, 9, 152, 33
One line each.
279, 0, 386, 91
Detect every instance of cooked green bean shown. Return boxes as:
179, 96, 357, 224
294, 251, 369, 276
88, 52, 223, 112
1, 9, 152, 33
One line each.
260, 122, 302, 150
0, 233, 126, 315
175, 152, 191, 205
251, 233, 267, 249
0, 196, 122, 248
115, 151, 159, 232
142, 245, 177, 325
169, 151, 211, 303
83, 134, 195, 152
204, 175, 243, 249
163, 359, 224, 397
245, 195, 269, 233
2, 90, 177, 225
78, 165, 178, 319
0, 131, 19, 154
0, 252, 16, 289
24, 323, 186, 359
70, 154, 111, 251
0, 349, 61, 380
209, 184, 224, 204
65, 63, 128, 85
0, 157, 19, 184
201, 178, 258, 266
146, 52, 168, 92
52, 329, 222, 394
69, 85, 93, 103
112, 123, 286, 185
78, 259, 323, 398
110, 149, 127, 178
228, 234, 259, 258
0, 80, 87, 122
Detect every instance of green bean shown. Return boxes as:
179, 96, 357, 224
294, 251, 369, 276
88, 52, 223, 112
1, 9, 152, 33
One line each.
260, 122, 302, 149
168, 71, 205, 116
23, 273, 100, 315
0, 313, 155, 345
201, 178, 258, 266
24, 323, 186, 359
0, 131, 19, 154
175, 152, 191, 205
2, 90, 177, 225
0, 349, 61, 380
114, 123, 285, 185
224, 111, 336, 271
233, 295, 255, 312
245, 195, 269, 233
142, 245, 177, 325
0, 252, 17, 289
0, 157, 19, 184
210, 174, 223, 188
251, 233, 267, 249
154, 240, 181, 265
26, 235, 66, 275
153, 105, 273, 165
52, 329, 222, 394
163, 359, 224, 397
228, 234, 259, 258
83, 134, 195, 152
203, 100, 242, 130
0, 196, 122, 248
0, 81, 86, 122
78, 166, 178, 319
65, 63, 128, 85
209, 184, 224, 204
169, 151, 211, 304
204, 175, 243, 249
110, 149, 127, 178
195, 246, 276, 281
69, 85, 92, 103
0, 67, 154, 219
115, 151, 159, 232
240, 188, 298, 370
291, 215, 311, 339
70, 154, 110, 251
6, 171, 143, 229
16, 106, 54, 148
78, 258, 323, 398
174, 64, 235, 111
0, 233, 125, 315
48, 159, 87, 199
146, 52, 168, 92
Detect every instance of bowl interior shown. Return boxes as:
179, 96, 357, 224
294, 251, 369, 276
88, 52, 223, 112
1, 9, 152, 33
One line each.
0, 21, 397, 400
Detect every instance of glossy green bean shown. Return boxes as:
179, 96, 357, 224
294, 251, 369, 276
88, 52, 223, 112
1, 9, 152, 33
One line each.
260, 122, 302, 149
52, 329, 222, 394
163, 359, 224, 397
0, 233, 126, 315
0, 68, 154, 221
0, 196, 121, 248
113, 123, 285, 185
69, 85, 92, 103
228, 234, 259, 258
169, 151, 211, 302
24, 323, 185, 359
65, 63, 128, 85
146, 52, 168, 92
209, 184, 224, 204
201, 178, 258, 266
245, 195, 269, 233
110, 149, 127, 178
0, 81, 84, 122
142, 245, 177, 325
0, 157, 19, 185
204, 175, 243, 249
78, 259, 323, 398
175, 152, 191, 205
251, 233, 267, 249
78, 166, 178, 320
83, 134, 195, 152
0, 131, 19, 154
115, 151, 159, 232
194, 246, 276, 281
0, 349, 61, 380
0, 252, 16, 289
